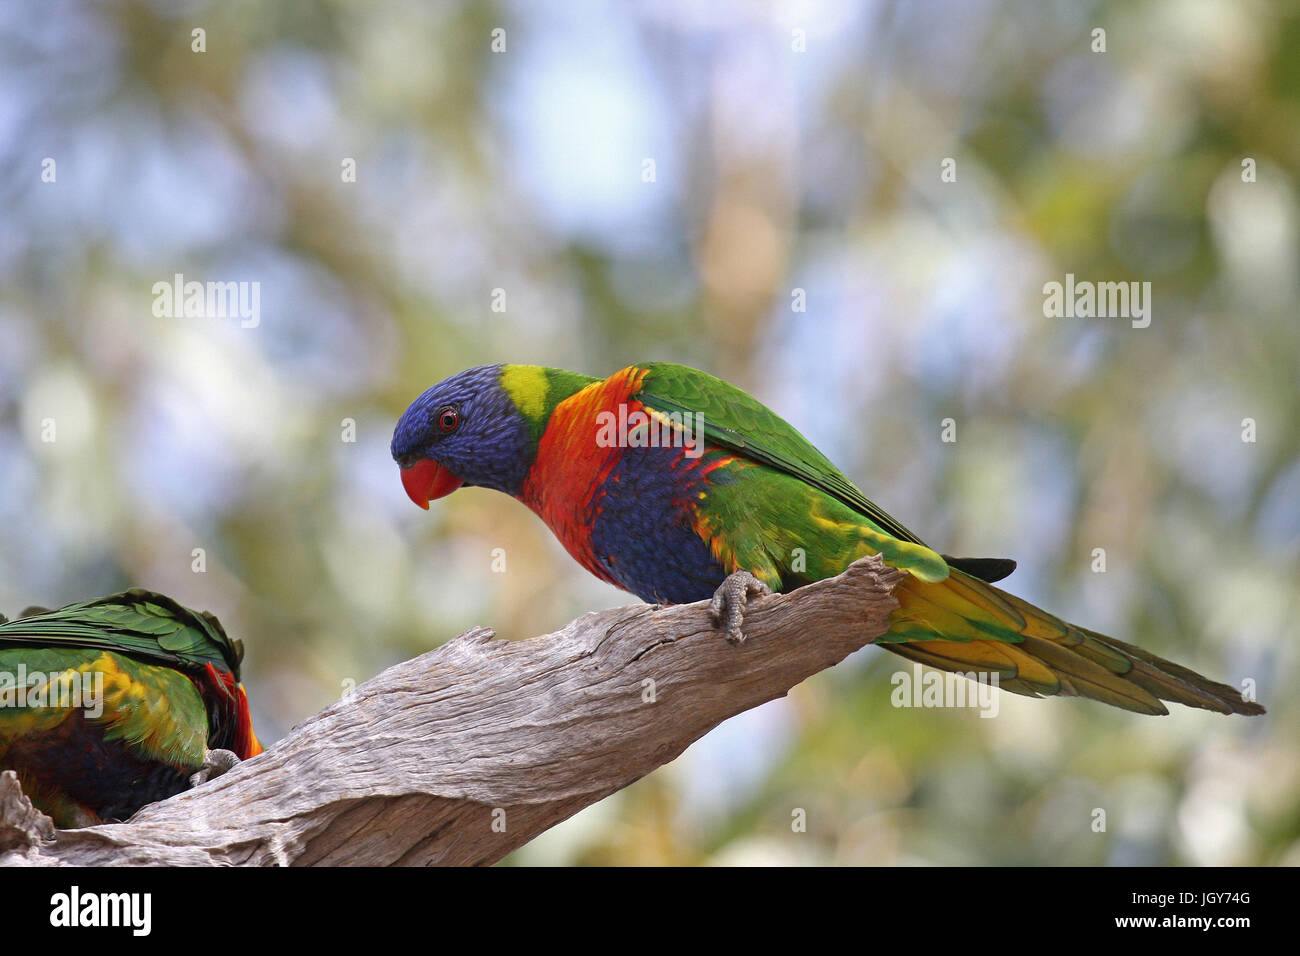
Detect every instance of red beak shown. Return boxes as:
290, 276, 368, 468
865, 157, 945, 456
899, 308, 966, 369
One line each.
400, 458, 464, 509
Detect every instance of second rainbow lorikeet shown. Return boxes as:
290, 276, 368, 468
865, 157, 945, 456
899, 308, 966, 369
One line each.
0, 589, 263, 828
391, 363, 1263, 717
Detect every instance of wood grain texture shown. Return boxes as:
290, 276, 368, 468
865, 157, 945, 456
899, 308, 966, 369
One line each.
0, 556, 903, 866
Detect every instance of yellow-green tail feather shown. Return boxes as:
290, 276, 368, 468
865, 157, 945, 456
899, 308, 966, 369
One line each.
883, 569, 1264, 716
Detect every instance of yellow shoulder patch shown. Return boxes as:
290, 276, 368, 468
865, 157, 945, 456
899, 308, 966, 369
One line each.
500, 364, 549, 423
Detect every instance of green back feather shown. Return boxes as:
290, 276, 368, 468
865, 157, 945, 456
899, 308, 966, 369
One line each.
633, 362, 950, 583
635, 362, 928, 545
0, 589, 244, 679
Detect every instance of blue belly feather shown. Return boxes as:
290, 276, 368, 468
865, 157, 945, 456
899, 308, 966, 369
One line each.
588, 446, 729, 604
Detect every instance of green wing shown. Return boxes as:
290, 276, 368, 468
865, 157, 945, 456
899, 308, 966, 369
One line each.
0, 589, 244, 679
0, 646, 210, 770
636, 362, 929, 545
0, 590, 236, 772
632, 362, 955, 583
635, 362, 1017, 583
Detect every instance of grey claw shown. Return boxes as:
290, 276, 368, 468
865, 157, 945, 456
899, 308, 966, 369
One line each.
189, 748, 241, 788
708, 570, 772, 644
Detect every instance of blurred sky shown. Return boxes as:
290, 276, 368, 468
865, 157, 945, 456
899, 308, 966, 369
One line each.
0, 0, 1297, 864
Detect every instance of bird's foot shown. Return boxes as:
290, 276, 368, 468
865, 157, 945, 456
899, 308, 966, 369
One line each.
708, 570, 771, 644
189, 749, 241, 788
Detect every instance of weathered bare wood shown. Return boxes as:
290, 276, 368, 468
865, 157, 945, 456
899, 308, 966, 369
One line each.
0, 556, 903, 866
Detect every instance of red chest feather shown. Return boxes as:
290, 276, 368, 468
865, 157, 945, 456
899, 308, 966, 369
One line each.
518, 367, 649, 584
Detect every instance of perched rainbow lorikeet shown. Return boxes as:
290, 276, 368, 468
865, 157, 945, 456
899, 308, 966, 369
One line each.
0, 589, 262, 828
392, 363, 1263, 717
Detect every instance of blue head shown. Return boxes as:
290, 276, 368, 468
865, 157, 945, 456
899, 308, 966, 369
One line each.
390, 364, 534, 506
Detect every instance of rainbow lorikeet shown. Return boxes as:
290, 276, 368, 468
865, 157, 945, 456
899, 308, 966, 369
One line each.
0, 589, 263, 828
392, 363, 1263, 718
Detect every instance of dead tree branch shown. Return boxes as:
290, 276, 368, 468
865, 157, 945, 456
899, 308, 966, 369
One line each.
0, 556, 903, 866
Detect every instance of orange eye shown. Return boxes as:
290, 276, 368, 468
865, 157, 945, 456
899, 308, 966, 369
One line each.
437, 406, 459, 433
